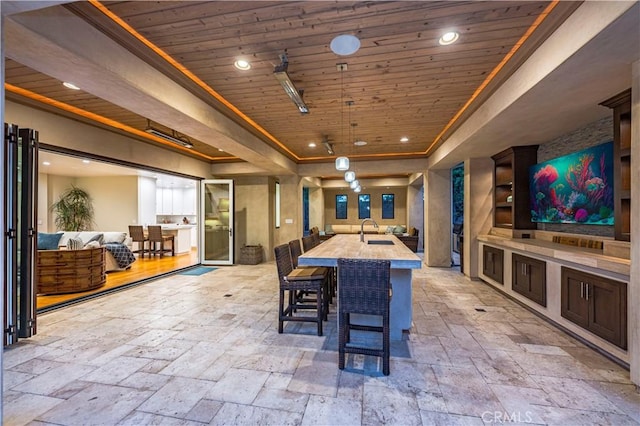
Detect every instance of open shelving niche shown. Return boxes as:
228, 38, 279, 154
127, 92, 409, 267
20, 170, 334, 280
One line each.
492, 145, 539, 230
600, 89, 631, 242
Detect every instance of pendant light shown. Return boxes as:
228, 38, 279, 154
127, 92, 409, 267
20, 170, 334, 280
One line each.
344, 171, 356, 182
335, 63, 350, 171
350, 179, 359, 189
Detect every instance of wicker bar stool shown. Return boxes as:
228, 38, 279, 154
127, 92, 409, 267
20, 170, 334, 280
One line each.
274, 244, 326, 336
128, 225, 148, 258
301, 234, 317, 252
337, 258, 392, 376
289, 239, 332, 311
147, 225, 175, 257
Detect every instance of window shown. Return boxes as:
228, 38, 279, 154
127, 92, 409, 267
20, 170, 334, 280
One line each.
336, 194, 348, 219
275, 181, 281, 228
382, 194, 394, 219
358, 194, 370, 219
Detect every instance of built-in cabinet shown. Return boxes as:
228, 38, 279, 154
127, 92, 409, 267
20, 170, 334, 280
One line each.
492, 145, 538, 229
601, 89, 631, 242
561, 267, 627, 349
512, 253, 546, 307
482, 245, 504, 284
156, 187, 196, 215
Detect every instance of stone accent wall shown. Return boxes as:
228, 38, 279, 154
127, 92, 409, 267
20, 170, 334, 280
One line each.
536, 116, 614, 237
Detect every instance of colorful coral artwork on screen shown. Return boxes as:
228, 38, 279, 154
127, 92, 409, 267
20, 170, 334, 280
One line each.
529, 142, 614, 225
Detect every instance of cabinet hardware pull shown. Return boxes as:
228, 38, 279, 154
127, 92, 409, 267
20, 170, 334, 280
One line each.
580, 281, 584, 298
585, 283, 590, 301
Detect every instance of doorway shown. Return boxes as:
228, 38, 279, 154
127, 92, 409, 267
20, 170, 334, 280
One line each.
202, 179, 234, 265
451, 163, 464, 269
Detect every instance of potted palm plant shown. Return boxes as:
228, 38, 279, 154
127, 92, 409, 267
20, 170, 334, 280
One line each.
50, 185, 95, 231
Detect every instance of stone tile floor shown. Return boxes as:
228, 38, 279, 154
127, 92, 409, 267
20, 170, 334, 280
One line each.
3, 262, 639, 425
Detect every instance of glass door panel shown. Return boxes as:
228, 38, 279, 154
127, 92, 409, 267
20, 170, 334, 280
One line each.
202, 180, 234, 265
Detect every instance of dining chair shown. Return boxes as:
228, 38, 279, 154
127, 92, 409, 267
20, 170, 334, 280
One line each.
274, 244, 326, 336
301, 234, 317, 252
337, 258, 392, 376
128, 225, 148, 258
289, 239, 332, 311
147, 225, 175, 257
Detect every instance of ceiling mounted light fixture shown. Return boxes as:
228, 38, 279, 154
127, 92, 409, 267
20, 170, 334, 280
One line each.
234, 59, 251, 70
145, 120, 193, 149
400, 136, 409, 143
274, 52, 309, 114
344, 171, 356, 183
350, 179, 359, 189
63, 82, 81, 90
308, 142, 317, 148
330, 34, 361, 56
354, 185, 362, 193
439, 31, 459, 45
322, 136, 334, 155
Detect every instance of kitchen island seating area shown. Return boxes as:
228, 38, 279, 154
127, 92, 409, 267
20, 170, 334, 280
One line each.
127, 225, 178, 258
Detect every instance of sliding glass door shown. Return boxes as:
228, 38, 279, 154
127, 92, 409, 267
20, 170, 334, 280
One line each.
201, 180, 234, 265
4, 125, 38, 346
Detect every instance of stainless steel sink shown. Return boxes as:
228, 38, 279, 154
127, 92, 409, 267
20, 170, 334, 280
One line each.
367, 240, 394, 245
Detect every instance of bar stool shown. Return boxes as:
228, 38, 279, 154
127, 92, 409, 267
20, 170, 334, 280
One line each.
337, 258, 392, 375
274, 244, 326, 336
128, 225, 148, 258
147, 225, 175, 257
289, 239, 332, 312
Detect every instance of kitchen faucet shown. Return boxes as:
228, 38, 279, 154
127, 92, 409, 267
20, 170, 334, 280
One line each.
360, 219, 379, 242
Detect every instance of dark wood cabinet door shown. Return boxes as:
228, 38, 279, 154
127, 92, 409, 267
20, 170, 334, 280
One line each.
482, 245, 504, 284
512, 254, 546, 306
589, 278, 627, 349
561, 267, 627, 349
526, 257, 546, 307
561, 268, 589, 328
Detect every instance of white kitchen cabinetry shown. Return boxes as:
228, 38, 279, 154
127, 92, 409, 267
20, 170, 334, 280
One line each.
156, 187, 197, 215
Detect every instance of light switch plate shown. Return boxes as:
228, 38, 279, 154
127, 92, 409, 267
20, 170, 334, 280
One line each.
285, 218, 293, 224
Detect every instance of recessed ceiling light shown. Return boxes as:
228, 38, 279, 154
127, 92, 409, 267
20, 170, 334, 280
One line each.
400, 136, 409, 143
82, 160, 91, 164
42, 161, 51, 166
330, 34, 361, 56
354, 140, 367, 146
234, 59, 251, 70
439, 31, 459, 46
308, 142, 317, 148
63, 82, 81, 90
218, 148, 224, 152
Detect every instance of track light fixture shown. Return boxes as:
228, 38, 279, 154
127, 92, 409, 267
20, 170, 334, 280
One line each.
274, 52, 309, 114
145, 120, 193, 149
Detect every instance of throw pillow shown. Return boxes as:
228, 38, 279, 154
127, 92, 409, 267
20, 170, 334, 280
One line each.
67, 237, 84, 251
84, 241, 101, 249
87, 233, 104, 245
37, 232, 63, 250
102, 232, 126, 244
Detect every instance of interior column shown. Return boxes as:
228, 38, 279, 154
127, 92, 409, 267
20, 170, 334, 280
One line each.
463, 158, 494, 279
629, 59, 639, 386
424, 169, 451, 267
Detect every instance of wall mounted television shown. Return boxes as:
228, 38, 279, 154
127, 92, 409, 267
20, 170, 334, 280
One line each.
529, 142, 614, 225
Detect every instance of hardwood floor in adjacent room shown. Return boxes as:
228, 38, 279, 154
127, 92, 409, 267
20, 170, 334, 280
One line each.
36, 249, 199, 311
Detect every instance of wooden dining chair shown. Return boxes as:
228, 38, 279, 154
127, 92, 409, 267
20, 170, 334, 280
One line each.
128, 225, 148, 258
337, 258, 392, 375
147, 225, 175, 257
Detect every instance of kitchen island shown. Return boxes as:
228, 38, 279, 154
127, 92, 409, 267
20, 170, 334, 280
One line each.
151, 224, 195, 254
298, 234, 422, 339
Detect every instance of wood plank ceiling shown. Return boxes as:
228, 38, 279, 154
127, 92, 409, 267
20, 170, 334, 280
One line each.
5, 1, 578, 166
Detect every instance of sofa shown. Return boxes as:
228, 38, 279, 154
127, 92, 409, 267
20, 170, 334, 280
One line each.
324, 224, 412, 235
38, 231, 136, 272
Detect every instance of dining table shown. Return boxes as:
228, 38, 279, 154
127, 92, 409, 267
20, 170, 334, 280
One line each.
298, 233, 423, 339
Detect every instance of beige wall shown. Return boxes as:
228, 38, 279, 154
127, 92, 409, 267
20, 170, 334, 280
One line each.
43, 174, 137, 233
407, 183, 424, 251
234, 176, 271, 260
323, 187, 407, 229
308, 187, 324, 232
76, 176, 138, 232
